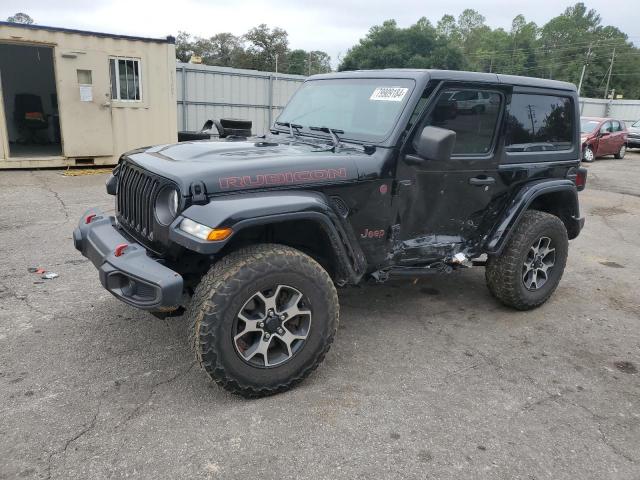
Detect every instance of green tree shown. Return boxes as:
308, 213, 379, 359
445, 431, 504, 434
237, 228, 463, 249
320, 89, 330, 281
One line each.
340, 2, 640, 98
175, 31, 194, 63
243, 24, 289, 72
339, 18, 465, 71
287, 49, 308, 75
6, 12, 34, 24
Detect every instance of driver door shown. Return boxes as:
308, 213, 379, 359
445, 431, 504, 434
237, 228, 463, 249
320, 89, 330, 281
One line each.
394, 83, 508, 264
598, 121, 614, 155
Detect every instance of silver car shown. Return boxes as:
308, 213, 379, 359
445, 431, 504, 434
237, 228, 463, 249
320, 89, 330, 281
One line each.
628, 120, 640, 149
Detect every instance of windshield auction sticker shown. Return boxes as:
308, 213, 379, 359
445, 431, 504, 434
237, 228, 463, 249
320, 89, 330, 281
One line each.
370, 87, 409, 102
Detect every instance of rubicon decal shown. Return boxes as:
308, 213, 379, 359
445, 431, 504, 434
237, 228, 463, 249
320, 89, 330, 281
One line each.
219, 168, 348, 189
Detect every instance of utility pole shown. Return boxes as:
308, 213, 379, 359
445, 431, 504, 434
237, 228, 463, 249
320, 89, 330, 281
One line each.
603, 47, 615, 99
527, 104, 537, 134
577, 44, 592, 96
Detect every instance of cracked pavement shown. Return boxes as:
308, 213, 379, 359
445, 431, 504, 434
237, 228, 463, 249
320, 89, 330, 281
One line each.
1, 153, 639, 479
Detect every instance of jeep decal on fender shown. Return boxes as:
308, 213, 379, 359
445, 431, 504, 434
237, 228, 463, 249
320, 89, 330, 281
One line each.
219, 168, 348, 189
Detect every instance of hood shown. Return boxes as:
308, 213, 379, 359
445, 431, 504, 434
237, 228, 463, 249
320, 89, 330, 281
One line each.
124, 137, 371, 196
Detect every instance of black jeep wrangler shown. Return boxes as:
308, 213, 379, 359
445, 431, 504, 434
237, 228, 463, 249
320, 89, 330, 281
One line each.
74, 70, 587, 397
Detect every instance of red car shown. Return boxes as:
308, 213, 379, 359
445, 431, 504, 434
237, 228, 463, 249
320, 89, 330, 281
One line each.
580, 116, 628, 162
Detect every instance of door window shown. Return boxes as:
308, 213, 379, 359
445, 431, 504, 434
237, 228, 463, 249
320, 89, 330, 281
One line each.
600, 121, 612, 134
415, 88, 502, 155
611, 120, 621, 132
505, 94, 573, 152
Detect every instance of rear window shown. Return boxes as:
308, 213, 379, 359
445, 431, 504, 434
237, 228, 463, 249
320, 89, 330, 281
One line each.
505, 94, 573, 152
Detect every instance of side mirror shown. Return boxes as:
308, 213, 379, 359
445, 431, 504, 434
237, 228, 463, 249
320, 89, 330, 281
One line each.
416, 126, 456, 161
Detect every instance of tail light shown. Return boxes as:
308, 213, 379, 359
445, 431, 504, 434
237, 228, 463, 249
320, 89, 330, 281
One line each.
570, 167, 587, 191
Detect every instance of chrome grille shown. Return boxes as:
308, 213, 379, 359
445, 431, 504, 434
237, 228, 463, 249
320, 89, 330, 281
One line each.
116, 161, 163, 242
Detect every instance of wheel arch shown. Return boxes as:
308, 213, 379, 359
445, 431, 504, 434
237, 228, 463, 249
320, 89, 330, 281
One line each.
485, 180, 583, 254
169, 191, 367, 285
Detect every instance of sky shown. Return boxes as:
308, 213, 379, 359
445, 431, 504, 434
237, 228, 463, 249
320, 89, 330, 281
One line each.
2, 0, 639, 67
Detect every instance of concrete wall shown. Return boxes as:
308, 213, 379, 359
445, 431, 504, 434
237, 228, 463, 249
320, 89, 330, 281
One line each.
0, 23, 177, 168
177, 63, 305, 135
579, 97, 640, 125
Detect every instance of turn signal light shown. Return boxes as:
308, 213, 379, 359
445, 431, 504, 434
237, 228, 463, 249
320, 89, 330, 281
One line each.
179, 218, 233, 241
207, 227, 233, 241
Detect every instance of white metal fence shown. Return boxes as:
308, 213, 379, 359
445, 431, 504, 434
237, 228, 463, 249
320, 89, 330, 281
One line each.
176, 63, 305, 135
579, 98, 640, 125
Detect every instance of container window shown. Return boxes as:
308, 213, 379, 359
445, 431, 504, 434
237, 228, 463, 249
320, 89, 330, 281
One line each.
108, 57, 142, 101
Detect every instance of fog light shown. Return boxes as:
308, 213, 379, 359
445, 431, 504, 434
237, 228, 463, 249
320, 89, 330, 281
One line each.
179, 218, 232, 241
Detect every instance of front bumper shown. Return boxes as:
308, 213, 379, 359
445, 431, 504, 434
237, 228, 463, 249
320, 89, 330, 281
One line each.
628, 137, 640, 148
73, 208, 184, 311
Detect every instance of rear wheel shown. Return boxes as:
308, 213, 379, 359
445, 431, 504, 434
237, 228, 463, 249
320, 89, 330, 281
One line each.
188, 244, 338, 397
582, 146, 595, 162
614, 144, 626, 159
485, 210, 568, 310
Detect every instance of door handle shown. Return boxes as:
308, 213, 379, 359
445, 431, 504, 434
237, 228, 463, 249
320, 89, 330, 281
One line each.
469, 176, 496, 186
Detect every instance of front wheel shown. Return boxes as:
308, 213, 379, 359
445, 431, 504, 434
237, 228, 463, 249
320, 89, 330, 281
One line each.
187, 244, 339, 397
614, 144, 626, 159
485, 210, 568, 310
582, 146, 595, 162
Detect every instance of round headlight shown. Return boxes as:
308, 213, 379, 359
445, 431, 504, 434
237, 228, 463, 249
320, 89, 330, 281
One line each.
155, 186, 180, 225
168, 189, 178, 218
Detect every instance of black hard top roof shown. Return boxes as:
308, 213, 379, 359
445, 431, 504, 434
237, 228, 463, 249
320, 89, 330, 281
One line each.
0, 21, 174, 44
311, 69, 576, 92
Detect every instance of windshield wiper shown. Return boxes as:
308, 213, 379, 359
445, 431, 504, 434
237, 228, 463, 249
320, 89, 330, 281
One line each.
275, 121, 302, 138
309, 126, 344, 151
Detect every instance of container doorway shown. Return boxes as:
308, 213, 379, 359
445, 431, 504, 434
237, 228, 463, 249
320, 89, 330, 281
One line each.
0, 43, 62, 159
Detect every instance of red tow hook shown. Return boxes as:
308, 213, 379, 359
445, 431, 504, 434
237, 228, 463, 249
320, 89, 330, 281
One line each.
85, 213, 97, 224
114, 243, 128, 257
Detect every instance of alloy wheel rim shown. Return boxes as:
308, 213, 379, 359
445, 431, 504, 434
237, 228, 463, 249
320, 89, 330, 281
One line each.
620, 145, 626, 157
522, 236, 556, 291
233, 284, 312, 367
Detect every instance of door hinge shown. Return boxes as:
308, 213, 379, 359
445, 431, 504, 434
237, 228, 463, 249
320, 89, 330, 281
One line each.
392, 179, 412, 195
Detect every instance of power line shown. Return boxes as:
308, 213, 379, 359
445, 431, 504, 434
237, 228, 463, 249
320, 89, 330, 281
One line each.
461, 38, 635, 58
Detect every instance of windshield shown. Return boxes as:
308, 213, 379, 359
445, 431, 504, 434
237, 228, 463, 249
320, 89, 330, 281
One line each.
276, 78, 415, 143
633, 120, 640, 128
580, 119, 600, 134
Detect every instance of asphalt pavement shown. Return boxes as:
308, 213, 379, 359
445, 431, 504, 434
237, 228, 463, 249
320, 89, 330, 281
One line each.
1, 152, 639, 479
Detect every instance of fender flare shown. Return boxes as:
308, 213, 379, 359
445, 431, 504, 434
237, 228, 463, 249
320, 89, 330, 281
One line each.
484, 180, 582, 254
169, 191, 367, 284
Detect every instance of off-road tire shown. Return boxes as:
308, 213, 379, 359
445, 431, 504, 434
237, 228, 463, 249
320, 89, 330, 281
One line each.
485, 210, 568, 311
614, 144, 626, 159
187, 244, 339, 398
